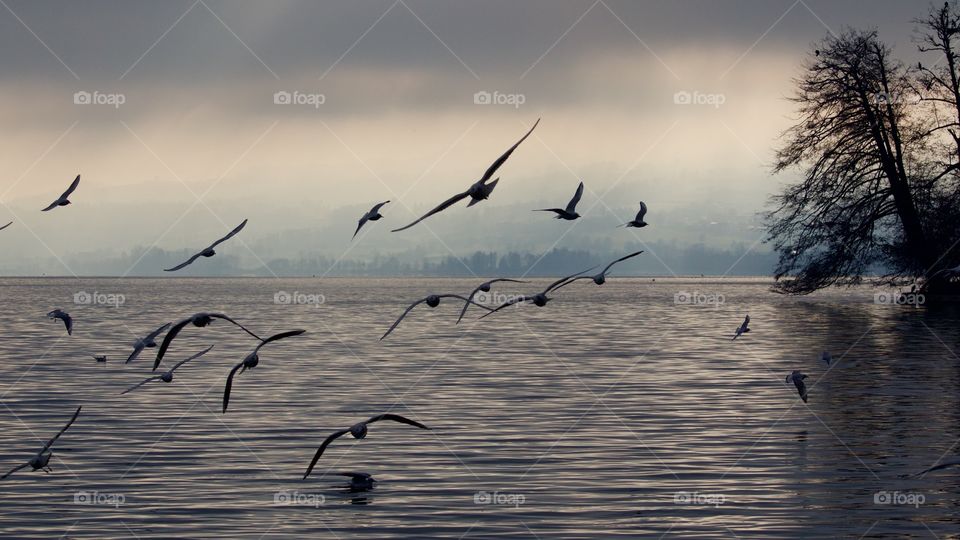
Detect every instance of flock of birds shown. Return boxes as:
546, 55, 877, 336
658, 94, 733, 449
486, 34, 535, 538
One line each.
3, 118, 958, 489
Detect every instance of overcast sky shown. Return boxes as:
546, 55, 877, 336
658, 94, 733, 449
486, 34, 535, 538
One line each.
0, 0, 936, 274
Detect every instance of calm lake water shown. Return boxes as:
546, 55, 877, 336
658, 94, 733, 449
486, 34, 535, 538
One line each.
0, 277, 959, 539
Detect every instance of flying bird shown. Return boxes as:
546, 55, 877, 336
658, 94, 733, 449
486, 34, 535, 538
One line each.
47, 309, 73, 336
41, 175, 80, 212
820, 351, 832, 366
480, 268, 595, 319
303, 414, 430, 479
354, 201, 390, 239
536, 181, 583, 221
0, 221, 12, 231
620, 202, 648, 228
392, 119, 540, 232
732, 315, 750, 340
456, 278, 527, 324
381, 294, 492, 340
785, 371, 808, 403
92, 355, 107, 363
126, 323, 172, 364
164, 219, 248, 272
1, 406, 81, 480
154, 312, 261, 371
122, 345, 214, 395
222, 330, 306, 413
913, 459, 960, 477
338, 471, 377, 491
554, 251, 644, 288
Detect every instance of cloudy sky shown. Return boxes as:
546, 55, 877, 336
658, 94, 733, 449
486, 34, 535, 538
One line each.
0, 0, 933, 275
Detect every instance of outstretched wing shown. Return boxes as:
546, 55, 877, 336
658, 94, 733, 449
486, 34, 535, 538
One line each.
170, 344, 215, 371
253, 329, 306, 354
126, 343, 145, 364
0, 462, 29, 480
121, 376, 163, 395
380, 297, 429, 340
636, 201, 647, 221
62, 314, 73, 336
367, 413, 430, 430
565, 182, 584, 213
60, 175, 81, 199
145, 322, 172, 343
302, 429, 350, 479
550, 275, 593, 292
154, 317, 193, 370
353, 215, 369, 239
41, 406, 81, 453
458, 278, 527, 322
600, 250, 644, 276
479, 118, 540, 183
210, 313, 262, 341
163, 252, 203, 272
390, 190, 470, 232
222, 362, 244, 413
914, 459, 960, 476
546, 266, 598, 293
479, 295, 531, 319
370, 200, 390, 214
208, 219, 248, 250
0, 221, 12, 231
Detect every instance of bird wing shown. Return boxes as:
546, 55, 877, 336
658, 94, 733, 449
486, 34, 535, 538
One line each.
479, 295, 531, 319
380, 297, 429, 339
479, 118, 540, 183
121, 376, 163, 395
793, 377, 807, 402
145, 322, 172, 343
915, 459, 960, 476
125, 342, 145, 364
546, 266, 598, 293
222, 361, 244, 413
61, 174, 81, 199
40, 406, 81, 453
565, 182, 584, 213
636, 201, 647, 221
253, 329, 306, 354
600, 250, 644, 276
170, 344, 215, 371
367, 413, 430, 430
153, 317, 193, 370
210, 313, 263, 341
40, 200, 60, 212
390, 190, 470, 232
0, 462, 29, 480
550, 275, 592, 292
303, 429, 350, 479
0, 221, 12, 231
63, 314, 73, 335
163, 252, 203, 272
208, 219, 248, 250
457, 285, 487, 324
353, 215, 369, 239
370, 200, 390, 214
439, 294, 493, 312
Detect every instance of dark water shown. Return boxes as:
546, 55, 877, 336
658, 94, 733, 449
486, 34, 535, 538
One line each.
0, 277, 959, 539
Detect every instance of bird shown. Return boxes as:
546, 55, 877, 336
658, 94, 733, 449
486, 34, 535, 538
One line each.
913, 459, 960, 476
41, 175, 80, 211
154, 312, 261, 371
554, 251, 644, 288
1, 406, 81, 480
0, 221, 12, 231
338, 472, 377, 491
392, 119, 540, 232
123, 345, 213, 394
354, 201, 390, 239
785, 371, 808, 403
620, 202, 648, 228
222, 330, 306, 413
535, 181, 583, 220
164, 219, 248, 272
456, 278, 527, 324
302, 414, 430, 479
126, 323, 172, 364
381, 294, 492, 340
47, 309, 73, 335
479, 268, 595, 319
732, 315, 750, 340
92, 355, 107, 363
820, 351, 832, 366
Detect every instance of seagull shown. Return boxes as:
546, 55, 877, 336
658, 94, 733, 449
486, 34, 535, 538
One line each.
92, 355, 107, 363
222, 330, 306, 413
392, 119, 540, 232
338, 472, 377, 491
620, 202, 648, 228
354, 201, 390, 239
164, 219, 248, 272
0, 221, 12, 231
122, 345, 213, 395
820, 351, 832, 366
41, 175, 80, 211
732, 315, 750, 340
535, 181, 583, 221
456, 278, 527, 323
154, 312, 261, 371
785, 371, 808, 402
47, 309, 73, 336
126, 323, 172, 364
480, 268, 595, 319
381, 294, 492, 340
1, 406, 81, 480
302, 414, 430, 479
554, 251, 644, 288
914, 459, 960, 476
